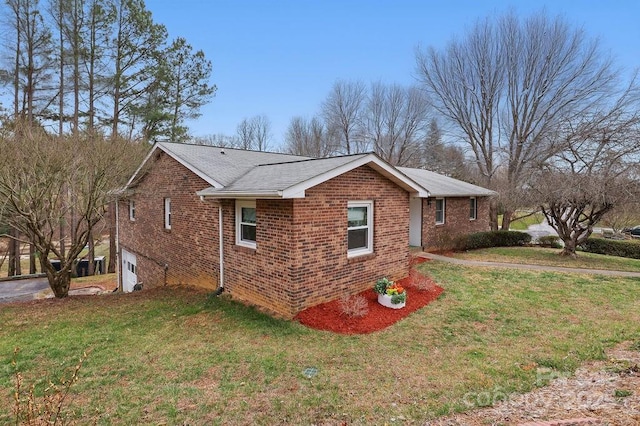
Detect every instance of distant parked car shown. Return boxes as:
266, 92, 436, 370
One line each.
624, 225, 640, 238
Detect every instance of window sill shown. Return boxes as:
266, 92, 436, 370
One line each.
347, 252, 375, 263
234, 244, 257, 254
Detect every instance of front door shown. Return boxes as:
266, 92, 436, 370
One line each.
409, 197, 423, 247
121, 249, 137, 292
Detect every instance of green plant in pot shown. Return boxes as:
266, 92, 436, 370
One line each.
374, 277, 407, 308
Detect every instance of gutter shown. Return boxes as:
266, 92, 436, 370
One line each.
115, 196, 121, 292
215, 203, 224, 295
196, 189, 284, 199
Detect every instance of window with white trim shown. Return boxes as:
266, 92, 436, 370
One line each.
164, 198, 171, 230
469, 197, 477, 220
129, 200, 136, 221
347, 201, 373, 257
435, 198, 445, 225
236, 200, 256, 249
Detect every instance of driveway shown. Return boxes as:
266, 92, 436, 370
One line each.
0, 276, 49, 303
526, 217, 558, 241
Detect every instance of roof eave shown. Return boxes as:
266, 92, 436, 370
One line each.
427, 191, 497, 198
196, 189, 288, 200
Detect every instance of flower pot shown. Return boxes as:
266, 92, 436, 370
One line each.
377, 293, 406, 309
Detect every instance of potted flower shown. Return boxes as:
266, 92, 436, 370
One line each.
374, 277, 407, 309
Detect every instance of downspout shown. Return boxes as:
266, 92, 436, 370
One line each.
115, 196, 121, 292
214, 201, 224, 295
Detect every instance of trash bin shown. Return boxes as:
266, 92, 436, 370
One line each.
50, 259, 61, 271
75, 256, 106, 276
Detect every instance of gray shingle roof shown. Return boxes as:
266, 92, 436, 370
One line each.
202, 154, 370, 196
127, 142, 493, 199
158, 142, 311, 187
397, 167, 496, 197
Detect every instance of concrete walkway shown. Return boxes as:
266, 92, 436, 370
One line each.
419, 252, 640, 278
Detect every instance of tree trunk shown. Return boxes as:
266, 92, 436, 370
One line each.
501, 209, 514, 231
108, 201, 116, 273
59, 219, 66, 258
8, 228, 17, 276
88, 231, 95, 275
41, 257, 71, 298
560, 239, 578, 258
14, 235, 22, 275
489, 200, 499, 231
29, 243, 36, 274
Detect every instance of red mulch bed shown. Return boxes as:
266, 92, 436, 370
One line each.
294, 260, 443, 335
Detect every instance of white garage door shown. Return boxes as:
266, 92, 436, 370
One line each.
121, 249, 137, 293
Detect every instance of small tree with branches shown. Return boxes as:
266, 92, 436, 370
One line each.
536, 84, 640, 256
0, 123, 146, 296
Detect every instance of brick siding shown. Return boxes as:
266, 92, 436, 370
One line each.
120, 154, 411, 318
118, 151, 220, 291
421, 196, 490, 250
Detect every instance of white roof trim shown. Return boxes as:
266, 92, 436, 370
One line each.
281, 153, 429, 198
195, 189, 287, 199
124, 143, 223, 190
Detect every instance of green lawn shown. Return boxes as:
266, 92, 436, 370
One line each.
453, 246, 640, 272
1, 261, 639, 424
499, 211, 545, 230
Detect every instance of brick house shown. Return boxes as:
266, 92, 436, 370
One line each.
117, 143, 493, 318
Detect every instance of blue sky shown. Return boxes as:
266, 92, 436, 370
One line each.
146, 0, 640, 146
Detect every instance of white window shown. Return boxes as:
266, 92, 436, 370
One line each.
129, 200, 136, 221
164, 198, 171, 230
236, 200, 256, 249
435, 198, 445, 225
469, 197, 477, 220
347, 201, 373, 257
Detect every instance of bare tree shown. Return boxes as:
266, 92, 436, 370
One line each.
284, 116, 336, 158
416, 12, 621, 230
193, 133, 240, 147
498, 12, 617, 230
321, 80, 367, 155
236, 117, 255, 150
252, 114, 271, 151
421, 118, 474, 180
0, 124, 147, 296
537, 84, 640, 256
235, 115, 271, 151
364, 83, 430, 166
416, 16, 502, 227
600, 200, 640, 233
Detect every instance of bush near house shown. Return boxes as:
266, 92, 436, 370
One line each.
581, 238, 640, 260
455, 230, 532, 251
537, 235, 562, 248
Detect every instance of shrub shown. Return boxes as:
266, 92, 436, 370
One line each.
455, 230, 532, 251
581, 238, 640, 259
409, 269, 437, 292
339, 294, 369, 318
13, 347, 89, 425
538, 235, 562, 248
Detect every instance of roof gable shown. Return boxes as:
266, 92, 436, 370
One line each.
124, 142, 311, 190
196, 153, 429, 199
